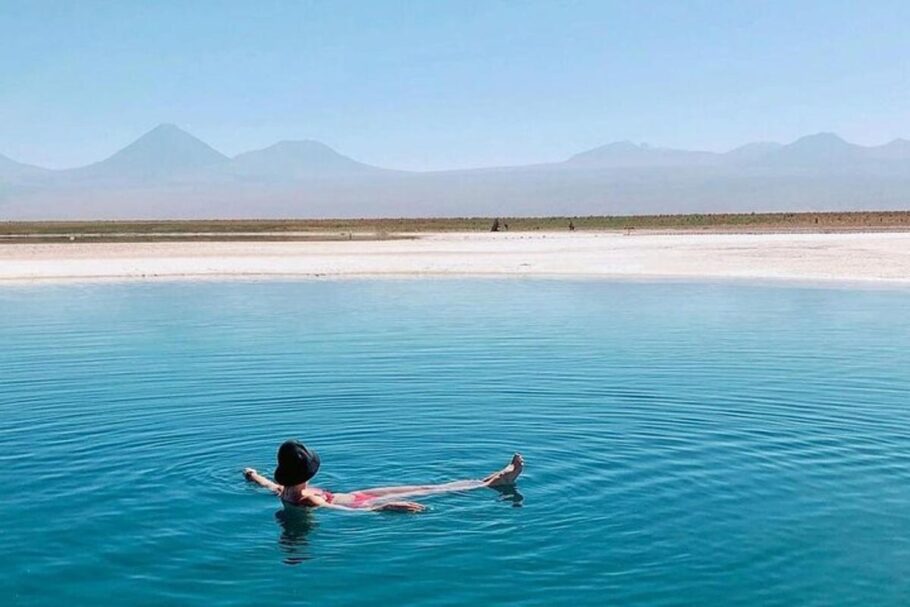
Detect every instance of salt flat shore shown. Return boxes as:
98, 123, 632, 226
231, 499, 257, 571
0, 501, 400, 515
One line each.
1, 231, 909, 285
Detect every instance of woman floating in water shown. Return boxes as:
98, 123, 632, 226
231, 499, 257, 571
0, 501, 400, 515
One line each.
244, 440, 523, 513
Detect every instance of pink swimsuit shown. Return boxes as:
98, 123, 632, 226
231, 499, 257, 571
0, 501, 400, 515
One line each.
317, 488, 379, 507
350, 491, 379, 507
282, 487, 378, 508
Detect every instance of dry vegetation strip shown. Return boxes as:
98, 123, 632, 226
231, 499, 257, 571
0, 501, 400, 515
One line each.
1, 212, 909, 242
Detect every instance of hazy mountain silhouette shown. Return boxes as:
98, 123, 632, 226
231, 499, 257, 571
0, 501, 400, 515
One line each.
228, 140, 386, 180
871, 138, 910, 160
0, 153, 49, 179
67, 124, 228, 181
2, 127, 909, 218
723, 141, 784, 163
759, 133, 863, 167
565, 141, 719, 167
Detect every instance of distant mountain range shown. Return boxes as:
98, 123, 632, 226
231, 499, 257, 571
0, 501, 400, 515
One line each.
2, 124, 909, 219
566, 133, 910, 167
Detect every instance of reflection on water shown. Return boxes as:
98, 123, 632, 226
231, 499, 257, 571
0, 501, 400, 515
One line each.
274, 507, 316, 565
492, 485, 524, 507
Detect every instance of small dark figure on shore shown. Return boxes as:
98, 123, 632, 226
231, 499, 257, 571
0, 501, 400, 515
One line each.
491, 218, 501, 232
569, 220, 576, 231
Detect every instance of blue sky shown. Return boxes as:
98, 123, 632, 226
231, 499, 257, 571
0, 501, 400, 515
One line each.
2, 1, 909, 170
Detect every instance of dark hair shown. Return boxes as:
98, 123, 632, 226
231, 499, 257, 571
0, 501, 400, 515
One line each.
274, 440, 321, 486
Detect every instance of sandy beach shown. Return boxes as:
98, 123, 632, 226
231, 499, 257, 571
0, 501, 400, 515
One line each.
1, 231, 909, 284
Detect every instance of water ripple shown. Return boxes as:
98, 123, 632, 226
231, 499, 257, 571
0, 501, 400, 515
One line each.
1, 280, 910, 606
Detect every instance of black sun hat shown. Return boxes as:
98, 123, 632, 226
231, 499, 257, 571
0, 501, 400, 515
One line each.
274, 440, 321, 486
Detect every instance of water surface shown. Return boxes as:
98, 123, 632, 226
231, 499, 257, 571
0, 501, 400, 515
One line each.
2, 279, 910, 605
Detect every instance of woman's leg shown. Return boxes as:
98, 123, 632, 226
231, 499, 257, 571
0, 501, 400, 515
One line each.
354, 454, 523, 499
356, 479, 484, 498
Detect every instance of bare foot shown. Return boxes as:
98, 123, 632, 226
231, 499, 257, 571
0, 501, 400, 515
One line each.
483, 453, 524, 487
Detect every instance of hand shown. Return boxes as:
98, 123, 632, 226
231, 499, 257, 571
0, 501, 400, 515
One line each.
243, 467, 257, 480
376, 501, 426, 513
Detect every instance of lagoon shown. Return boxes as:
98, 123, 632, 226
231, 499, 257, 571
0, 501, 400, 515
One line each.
2, 279, 909, 606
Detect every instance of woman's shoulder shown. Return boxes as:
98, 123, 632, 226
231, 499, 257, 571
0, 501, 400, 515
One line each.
281, 487, 325, 507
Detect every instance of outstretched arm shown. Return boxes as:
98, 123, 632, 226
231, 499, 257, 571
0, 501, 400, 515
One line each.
243, 468, 282, 494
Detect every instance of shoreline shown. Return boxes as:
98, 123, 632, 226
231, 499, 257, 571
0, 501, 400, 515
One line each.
2, 231, 910, 287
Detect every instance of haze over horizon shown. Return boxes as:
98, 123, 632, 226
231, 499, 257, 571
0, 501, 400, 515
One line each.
4, 122, 910, 220
3, 122, 910, 173
3, 1, 909, 171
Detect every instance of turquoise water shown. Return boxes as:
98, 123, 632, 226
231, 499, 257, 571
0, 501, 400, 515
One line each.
2, 279, 910, 606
